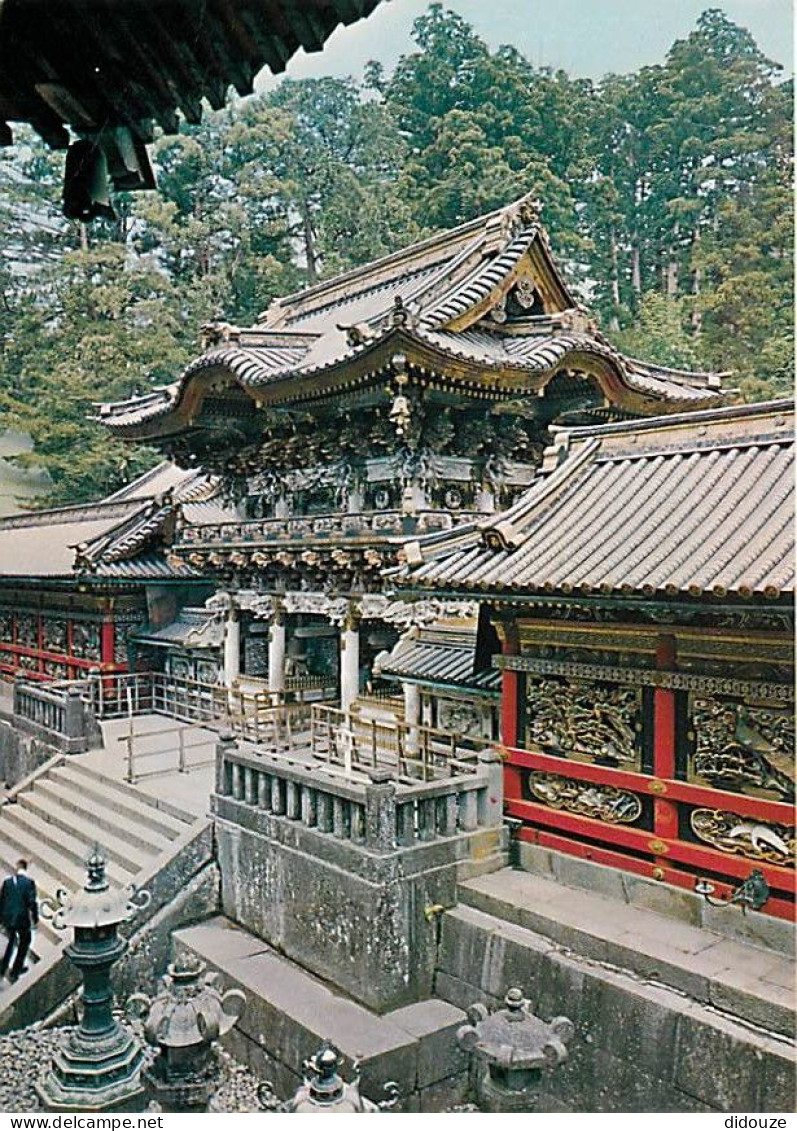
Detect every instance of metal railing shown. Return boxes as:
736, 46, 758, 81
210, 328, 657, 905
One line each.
119, 717, 219, 784
309, 704, 486, 783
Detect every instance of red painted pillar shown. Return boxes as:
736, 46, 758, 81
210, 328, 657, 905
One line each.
66, 619, 74, 679
653, 635, 679, 843
101, 609, 115, 669
500, 624, 520, 749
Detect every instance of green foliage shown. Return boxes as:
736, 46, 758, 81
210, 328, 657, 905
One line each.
0, 6, 792, 506
614, 294, 700, 370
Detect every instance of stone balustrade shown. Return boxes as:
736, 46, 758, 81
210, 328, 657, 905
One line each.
12, 677, 90, 753
214, 736, 502, 854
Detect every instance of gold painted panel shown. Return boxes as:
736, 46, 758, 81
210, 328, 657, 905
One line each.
690, 808, 794, 867
688, 694, 794, 802
525, 676, 643, 771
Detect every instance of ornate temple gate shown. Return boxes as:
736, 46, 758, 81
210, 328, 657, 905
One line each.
498, 622, 795, 920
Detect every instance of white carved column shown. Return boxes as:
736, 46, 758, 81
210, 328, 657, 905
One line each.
403, 680, 420, 754
223, 599, 240, 688
268, 603, 286, 698
340, 605, 360, 713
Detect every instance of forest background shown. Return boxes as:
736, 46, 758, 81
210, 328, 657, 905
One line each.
0, 3, 792, 504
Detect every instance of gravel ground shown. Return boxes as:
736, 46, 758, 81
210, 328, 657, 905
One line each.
0, 1022, 263, 1114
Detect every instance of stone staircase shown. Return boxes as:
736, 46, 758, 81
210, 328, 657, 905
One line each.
0, 755, 197, 974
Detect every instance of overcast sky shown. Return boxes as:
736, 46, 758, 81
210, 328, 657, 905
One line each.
259, 0, 791, 86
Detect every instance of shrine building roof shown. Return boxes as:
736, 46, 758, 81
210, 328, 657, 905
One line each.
393, 399, 794, 604
97, 194, 729, 443
0, 461, 214, 582
378, 622, 501, 697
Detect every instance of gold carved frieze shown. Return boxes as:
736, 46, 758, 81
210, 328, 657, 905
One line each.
525, 676, 643, 769
688, 695, 794, 802
690, 808, 794, 867
528, 770, 642, 824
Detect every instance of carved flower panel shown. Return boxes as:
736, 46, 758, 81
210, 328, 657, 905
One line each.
688, 695, 794, 802
71, 621, 100, 660
42, 619, 67, 656
437, 699, 486, 738
527, 771, 642, 825
16, 614, 38, 647
525, 677, 643, 770
690, 807, 794, 867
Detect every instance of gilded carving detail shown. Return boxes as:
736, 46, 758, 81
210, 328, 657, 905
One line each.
690, 808, 794, 866
690, 696, 794, 801
528, 771, 642, 824
526, 677, 642, 767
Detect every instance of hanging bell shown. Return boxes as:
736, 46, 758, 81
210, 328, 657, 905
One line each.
389, 393, 411, 435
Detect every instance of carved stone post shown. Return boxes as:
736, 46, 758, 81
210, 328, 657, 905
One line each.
64, 686, 86, 746
223, 598, 240, 689
477, 746, 503, 828
268, 603, 286, 697
403, 681, 420, 755
340, 606, 360, 713
364, 768, 396, 854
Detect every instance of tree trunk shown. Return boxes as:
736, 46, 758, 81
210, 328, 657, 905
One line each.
609, 227, 621, 332
690, 228, 702, 331
301, 198, 319, 283
631, 241, 641, 294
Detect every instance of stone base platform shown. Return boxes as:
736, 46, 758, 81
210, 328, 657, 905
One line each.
435, 868, 796, 1112
458, 866, 795, 1037
173, 917, 469, 1112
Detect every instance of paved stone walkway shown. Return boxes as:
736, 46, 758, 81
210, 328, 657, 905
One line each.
88, 713, 218, 818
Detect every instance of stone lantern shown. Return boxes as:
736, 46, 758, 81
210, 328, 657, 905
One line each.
258, 1045, 400, 1113
130, 961, 246, 1111
36, 848, 152, 1112
457, 988, 573, 1112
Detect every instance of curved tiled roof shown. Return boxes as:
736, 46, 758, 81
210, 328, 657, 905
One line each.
98, 193, 727, 438
419, 232, 537, 328
396, 400, 794, 601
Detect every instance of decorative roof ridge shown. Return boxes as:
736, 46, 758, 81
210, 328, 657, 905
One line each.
550, 398, 794, 445
0, 496, 146, 530
102, 459, 175, 502
419, 230, 535, 331
624, 356, 729, 390
75, 496, 168, 567
260, 193, 542, 327
477, 438, 601, 551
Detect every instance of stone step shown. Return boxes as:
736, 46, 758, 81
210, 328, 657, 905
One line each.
173, 916, 469, 1111
0, 812, 130, 897
457, 867, 796, 1038
1, 800, 142, 880
64, 757, 198, 826
53, 763, 191, 838
29, 778, 176, 855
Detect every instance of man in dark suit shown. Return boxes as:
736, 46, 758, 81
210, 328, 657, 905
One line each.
0, 858, 38, 983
